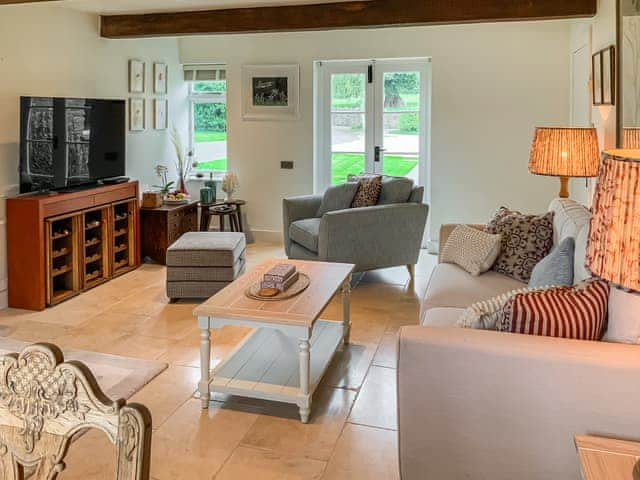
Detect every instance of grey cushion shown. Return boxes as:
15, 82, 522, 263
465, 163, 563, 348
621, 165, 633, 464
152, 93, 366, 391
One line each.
289, 218, 321, 252
166, 232, 245, 267
317, 183, 358, 217
167, 256, 245, 282
378, 176, 414, 205
529, 237, 575, 288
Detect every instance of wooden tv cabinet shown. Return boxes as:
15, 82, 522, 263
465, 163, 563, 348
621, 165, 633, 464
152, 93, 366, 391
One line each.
7, 181, 141, 310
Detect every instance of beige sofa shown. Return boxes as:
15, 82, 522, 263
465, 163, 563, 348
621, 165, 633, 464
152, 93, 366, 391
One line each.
397, 199, 640, 479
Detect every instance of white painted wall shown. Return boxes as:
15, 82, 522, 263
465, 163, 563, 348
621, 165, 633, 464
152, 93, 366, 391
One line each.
0, 4, 186, 307
567, 0, 617, 207
180, 21, 571, 240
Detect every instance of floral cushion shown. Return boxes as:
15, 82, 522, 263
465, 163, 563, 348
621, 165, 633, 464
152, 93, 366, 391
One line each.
485, 207, 554, 283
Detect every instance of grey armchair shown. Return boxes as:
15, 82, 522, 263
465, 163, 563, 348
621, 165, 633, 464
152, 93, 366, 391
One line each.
282, 186, 429, 276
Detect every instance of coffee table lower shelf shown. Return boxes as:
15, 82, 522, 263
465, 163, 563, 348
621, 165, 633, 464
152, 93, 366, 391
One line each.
206, 319, 344, 421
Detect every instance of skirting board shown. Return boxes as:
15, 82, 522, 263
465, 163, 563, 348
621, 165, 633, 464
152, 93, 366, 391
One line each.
251, 229, 284, 243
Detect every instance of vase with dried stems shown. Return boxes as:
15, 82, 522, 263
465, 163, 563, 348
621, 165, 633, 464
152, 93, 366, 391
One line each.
170, 125, 193, 194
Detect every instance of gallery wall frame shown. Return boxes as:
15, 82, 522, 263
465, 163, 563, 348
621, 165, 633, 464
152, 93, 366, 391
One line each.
129, 59, 145, 94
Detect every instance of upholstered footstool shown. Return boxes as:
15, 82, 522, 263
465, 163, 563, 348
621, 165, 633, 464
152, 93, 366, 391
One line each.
166, 232, 246, 301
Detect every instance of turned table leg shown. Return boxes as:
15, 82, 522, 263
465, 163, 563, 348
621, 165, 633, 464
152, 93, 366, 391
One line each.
298, 338, 311, 423
342, 274, 352, 345
198, 318, 211, 409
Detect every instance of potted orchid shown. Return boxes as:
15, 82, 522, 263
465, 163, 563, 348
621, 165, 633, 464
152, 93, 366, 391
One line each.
153, 164, 174, 195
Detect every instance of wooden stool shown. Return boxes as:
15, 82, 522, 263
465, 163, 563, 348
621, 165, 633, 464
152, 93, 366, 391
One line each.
199, 202, 215, 231
211, 205, 240, 232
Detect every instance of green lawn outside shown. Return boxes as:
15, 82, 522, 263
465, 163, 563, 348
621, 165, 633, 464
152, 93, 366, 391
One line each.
194, 131, 227, 143
332, 93, 419, 112
331, 153, 417, 185
195, 159, 228, 171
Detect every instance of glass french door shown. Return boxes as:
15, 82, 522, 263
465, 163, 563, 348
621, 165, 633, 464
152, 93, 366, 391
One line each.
315, 58, 430, 192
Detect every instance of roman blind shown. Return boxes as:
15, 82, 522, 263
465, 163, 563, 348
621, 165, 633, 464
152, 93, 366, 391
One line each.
183, 64, 226, 81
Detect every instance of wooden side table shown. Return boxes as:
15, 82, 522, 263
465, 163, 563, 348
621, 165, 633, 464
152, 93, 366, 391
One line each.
140, 200, 198, 265
199, 199, 246, 233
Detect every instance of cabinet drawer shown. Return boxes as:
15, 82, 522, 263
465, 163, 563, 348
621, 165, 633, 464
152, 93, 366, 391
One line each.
94, 185, 136, 206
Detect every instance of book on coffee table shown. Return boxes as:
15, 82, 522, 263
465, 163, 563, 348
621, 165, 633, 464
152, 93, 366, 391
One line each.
263, 263, 297, 283
261, 271, 299, 291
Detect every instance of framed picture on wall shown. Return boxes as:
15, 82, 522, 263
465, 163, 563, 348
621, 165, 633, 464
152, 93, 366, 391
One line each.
601, 46, 615, 105
154, 62, 168, 94
592, 52, 603, 105
241, 64, 300, 120
129, 60, 145, 94
154, 99, 168, 130
592, 46, 615, 106
129, 98, 145, 131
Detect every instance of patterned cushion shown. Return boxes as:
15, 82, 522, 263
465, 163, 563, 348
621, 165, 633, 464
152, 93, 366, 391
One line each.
496, 279, 610, 340
457, 286, 542, 330
317, 183, 359, 217
350, 174, 382, 208
529, 237, 575, 288
440, 225, 502, 276
485, 207, 554, 283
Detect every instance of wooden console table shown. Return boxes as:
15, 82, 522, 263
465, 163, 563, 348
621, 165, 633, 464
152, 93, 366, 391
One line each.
140, 200, 198, 265
7, 181, 140, 310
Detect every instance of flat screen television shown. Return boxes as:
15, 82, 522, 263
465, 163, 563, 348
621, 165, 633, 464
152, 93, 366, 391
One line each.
19, 96, 126, 193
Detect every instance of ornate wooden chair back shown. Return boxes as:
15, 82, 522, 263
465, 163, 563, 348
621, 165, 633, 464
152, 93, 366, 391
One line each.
0, 343, 151, 479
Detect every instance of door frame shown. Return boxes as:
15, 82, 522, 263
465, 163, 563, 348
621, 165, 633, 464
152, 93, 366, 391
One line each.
313, 57, 432, 202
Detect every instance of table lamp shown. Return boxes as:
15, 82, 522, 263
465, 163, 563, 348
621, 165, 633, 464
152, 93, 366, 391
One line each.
623, 128, 640, 149
587, 149, 640, 291
529, 127, 600, 198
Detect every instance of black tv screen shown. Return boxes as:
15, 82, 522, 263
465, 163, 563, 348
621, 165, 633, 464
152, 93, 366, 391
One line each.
19, 97, 126, 193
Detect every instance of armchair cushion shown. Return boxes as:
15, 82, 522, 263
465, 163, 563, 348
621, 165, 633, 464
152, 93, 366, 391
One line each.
378, 176, 414, 205
289, 218, 321, 253
316, 183, 358, 217
349, 174, 382, 207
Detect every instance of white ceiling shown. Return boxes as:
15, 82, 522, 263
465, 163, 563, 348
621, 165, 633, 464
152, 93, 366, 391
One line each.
61, 0, 346, 15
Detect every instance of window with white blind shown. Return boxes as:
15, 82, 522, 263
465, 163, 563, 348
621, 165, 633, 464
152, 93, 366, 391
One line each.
184, 64, 227, 174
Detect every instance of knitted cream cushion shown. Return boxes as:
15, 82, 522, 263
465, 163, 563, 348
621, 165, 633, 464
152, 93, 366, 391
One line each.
440, 225, 502, 276
457, 286, 545, 330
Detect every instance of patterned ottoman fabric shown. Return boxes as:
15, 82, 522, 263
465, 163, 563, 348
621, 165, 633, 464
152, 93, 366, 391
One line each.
166, 232, 245, 267
166, 232, 246, 300
485, 207, 554, 283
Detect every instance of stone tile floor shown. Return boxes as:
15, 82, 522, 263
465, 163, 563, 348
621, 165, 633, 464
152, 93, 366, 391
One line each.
0, 242, 437, 479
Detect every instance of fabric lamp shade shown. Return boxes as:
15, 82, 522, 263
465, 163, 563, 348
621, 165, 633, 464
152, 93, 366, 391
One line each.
529, 127, 601, 178
623, 128, 640, 149
587, 150, 640, 291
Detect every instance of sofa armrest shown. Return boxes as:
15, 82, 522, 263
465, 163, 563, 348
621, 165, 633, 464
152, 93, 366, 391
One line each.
397, 326, 640, 480
438, 223, 484, 262
318, 203, 428, 271
282, 195, 322, 255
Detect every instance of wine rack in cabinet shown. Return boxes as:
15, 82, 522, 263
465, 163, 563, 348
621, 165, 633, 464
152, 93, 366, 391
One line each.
45, 213, 81, 305
112, 199, 138, 276
83, 206, 110, 289
7, 181, 141, 310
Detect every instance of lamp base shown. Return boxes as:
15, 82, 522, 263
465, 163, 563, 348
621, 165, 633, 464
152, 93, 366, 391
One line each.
559, 176, 569, 199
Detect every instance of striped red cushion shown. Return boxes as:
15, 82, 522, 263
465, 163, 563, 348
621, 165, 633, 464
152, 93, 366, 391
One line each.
497, 280, 610, 340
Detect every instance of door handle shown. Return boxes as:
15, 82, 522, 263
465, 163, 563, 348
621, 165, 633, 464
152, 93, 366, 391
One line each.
374, 146, 386, 163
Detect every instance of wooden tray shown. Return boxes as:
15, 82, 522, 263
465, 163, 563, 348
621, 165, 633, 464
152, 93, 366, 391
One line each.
245, 273, 311, 301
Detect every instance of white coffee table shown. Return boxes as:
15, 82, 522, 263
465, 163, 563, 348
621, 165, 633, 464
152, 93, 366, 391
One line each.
193, 258, 354, 423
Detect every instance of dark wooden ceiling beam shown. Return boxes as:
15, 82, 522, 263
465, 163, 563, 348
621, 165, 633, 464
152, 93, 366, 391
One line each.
100, 0, 597, 39
0, 0, 57, 4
